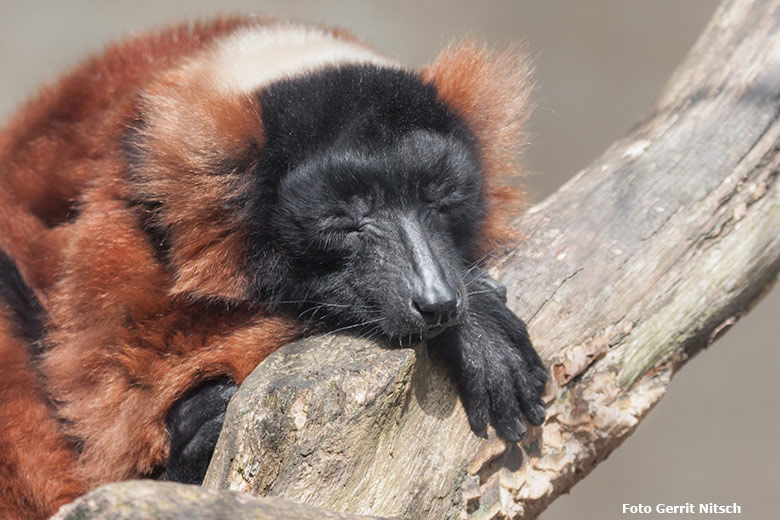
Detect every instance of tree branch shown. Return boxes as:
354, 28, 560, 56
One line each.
51, 481, 397, 520
57, 0, 780, 518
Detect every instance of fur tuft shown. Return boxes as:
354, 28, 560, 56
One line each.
128, 68, 263, 301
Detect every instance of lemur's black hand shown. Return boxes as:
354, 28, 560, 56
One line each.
164, 377, 237, 484
428, 272, 547, 441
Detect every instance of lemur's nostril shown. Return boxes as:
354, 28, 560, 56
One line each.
412, 291, 458, 327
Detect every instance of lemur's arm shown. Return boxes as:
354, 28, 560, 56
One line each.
428, 269, 547, 441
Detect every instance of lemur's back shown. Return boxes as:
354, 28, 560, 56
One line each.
0, 18, 249, 294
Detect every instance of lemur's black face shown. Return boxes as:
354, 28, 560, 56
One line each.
249, 65, 486, 340
274, 129, 484, 340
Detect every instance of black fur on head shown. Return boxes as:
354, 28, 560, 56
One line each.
246, 65, 487, 341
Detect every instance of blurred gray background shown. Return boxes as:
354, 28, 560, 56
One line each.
1, 1, 777, 518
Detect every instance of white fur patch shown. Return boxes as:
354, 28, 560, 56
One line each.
207, 23, 399, 93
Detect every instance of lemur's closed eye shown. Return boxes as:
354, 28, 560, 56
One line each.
0, 19, 546, 520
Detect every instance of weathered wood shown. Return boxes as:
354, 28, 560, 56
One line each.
50, 481, 401, 520
202, 0, 780, 518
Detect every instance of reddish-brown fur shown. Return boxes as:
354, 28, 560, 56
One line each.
422, 40, 533, 256
131, 66, 263, 301
0, 19, 531, 519
0, 312, 83, 520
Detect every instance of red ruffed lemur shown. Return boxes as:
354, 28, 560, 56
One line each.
0, 17, 548, 519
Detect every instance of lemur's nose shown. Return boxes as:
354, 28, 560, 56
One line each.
397, 212, 461, 329
412, 284, 460, 328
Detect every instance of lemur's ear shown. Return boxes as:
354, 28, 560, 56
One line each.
421, 41, 534, 254
128, 63, 263, 302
